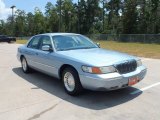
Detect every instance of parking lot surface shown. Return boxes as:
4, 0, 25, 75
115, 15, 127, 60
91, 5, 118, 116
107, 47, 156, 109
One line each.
0, 43, 160, 120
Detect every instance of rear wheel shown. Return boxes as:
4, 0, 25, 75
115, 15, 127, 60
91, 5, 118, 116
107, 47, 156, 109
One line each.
21, 57, 31, 73
62, 67, 83, 96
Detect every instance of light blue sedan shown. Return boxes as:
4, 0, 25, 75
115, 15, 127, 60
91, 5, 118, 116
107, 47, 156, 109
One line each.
17, 33, 147, 95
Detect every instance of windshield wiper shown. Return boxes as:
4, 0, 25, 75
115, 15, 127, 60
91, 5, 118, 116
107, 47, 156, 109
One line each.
58, 47, 97, 51
81, 47, 97, 49
58, 48, 76, 51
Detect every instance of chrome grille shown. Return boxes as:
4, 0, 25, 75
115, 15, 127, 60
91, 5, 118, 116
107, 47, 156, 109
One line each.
115, 60, 137, 74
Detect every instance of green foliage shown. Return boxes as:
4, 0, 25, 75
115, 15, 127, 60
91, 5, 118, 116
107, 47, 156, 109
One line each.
0, 0, 159, 36
122, 0, 137, 34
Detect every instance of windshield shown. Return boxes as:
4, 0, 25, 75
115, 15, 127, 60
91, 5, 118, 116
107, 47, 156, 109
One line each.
52, 35, 98, 51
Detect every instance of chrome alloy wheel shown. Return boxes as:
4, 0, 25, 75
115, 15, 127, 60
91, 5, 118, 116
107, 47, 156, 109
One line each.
63, 72, 75, 92
22, 58, 27, 72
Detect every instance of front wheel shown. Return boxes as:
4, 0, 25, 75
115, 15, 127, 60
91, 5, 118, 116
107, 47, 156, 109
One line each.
62, 67, 83, 96
21, 57, 30, 73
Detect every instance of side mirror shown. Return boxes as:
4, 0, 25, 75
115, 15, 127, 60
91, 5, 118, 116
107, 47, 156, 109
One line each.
42, 45, 52, 52
96, 43, 100, 48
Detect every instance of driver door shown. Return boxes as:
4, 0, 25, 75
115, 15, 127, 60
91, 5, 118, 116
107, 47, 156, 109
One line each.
35, 35, 57, 76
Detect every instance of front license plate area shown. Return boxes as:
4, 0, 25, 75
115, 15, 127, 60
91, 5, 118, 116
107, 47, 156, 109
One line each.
128, 77, 140, 86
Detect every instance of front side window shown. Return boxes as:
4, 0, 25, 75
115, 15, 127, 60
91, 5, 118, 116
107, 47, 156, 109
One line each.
39, 36, 52, 50
27, 36, 41, 49
52, 35, 98, 51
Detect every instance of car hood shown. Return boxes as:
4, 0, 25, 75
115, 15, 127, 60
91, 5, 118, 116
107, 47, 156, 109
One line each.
57, 48, 137, 66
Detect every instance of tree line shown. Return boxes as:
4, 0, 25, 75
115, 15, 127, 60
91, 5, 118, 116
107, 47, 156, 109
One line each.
0, 0, 160, 37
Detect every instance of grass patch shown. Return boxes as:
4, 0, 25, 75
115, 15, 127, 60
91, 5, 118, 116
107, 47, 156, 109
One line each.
16, 40, 28, 44
97, 41, 160, 59
16, 39, 160, 59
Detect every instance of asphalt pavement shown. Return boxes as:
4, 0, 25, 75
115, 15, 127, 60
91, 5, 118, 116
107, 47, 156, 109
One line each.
0, 43, 160, 120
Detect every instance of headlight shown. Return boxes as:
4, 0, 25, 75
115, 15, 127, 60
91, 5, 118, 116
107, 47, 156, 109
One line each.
136, 59, 142, 67
82, 66, 117, 74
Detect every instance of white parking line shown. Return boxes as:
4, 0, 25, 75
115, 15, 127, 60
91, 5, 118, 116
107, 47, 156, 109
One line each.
130, 82, 160, 95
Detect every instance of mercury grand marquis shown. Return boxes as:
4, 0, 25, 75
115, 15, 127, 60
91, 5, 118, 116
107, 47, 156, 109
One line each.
17, 33, 147, 95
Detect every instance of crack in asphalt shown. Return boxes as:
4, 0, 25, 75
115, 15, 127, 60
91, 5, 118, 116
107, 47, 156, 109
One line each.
0, 98, 57, 115
27, 101, 61, 120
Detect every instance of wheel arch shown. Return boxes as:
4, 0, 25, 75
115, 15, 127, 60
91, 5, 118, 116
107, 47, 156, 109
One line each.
59, 64, 79, 79
20, 55, 25, 61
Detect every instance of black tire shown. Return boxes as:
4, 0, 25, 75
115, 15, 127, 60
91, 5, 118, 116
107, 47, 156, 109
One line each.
62, 67, 83, 96
21, 57, 31, 73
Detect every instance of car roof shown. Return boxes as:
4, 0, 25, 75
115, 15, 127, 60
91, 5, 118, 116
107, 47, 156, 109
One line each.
36, 33, 80, 36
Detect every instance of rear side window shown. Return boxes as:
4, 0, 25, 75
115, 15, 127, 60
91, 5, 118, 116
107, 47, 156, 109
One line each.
27, 36, 41, 49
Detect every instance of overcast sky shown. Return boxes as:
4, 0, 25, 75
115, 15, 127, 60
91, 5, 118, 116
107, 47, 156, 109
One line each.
0, 0, 78, 20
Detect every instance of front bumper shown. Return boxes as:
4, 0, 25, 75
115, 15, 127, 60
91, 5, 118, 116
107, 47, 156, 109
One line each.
79, 66, 147, 91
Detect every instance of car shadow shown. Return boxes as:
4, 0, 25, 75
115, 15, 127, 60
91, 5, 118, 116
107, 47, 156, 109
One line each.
12, 67, 142, 110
